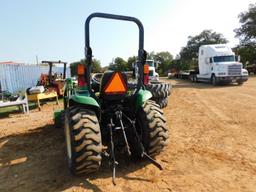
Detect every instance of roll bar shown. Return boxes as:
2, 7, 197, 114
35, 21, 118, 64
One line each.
84, 12, 147, 96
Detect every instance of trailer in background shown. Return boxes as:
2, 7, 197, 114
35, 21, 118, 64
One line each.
246, 64, 256, 75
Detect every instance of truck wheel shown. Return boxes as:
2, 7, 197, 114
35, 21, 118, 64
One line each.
64, 107, 102, 175
211, 74, 218, 86
190, 74, 197, 82
237, 81, 244, 85
194, 75, 198, 83
189, 75, 194, 82
136, 101, 169, 156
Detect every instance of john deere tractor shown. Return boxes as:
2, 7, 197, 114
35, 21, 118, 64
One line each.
56, 13, 169, 184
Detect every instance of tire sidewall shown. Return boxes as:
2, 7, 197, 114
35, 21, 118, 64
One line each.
64, 109, 75, 171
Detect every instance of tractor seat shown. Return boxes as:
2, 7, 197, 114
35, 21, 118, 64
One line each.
100, 71, 128, 100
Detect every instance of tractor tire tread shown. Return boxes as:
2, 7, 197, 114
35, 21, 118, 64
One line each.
139, 101, 169, 156
65, 107, 102, 176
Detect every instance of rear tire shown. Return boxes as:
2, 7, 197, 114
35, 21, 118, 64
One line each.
136, 101, 169, 157
155, 97, 168, 108
194, 75, 198, 83
146, 83, 171, 98
190, 74, 195, 82
64, 107, 102, 175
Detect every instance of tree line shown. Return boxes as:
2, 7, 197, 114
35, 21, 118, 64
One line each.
70, 3, 256, 76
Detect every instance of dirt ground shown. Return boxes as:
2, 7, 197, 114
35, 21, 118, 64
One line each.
1, 77, 256, 192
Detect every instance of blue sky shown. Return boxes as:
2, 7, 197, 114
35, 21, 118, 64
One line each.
0, 0, 254, 66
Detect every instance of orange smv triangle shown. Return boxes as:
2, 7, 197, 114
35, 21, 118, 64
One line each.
104, 72, 127, 94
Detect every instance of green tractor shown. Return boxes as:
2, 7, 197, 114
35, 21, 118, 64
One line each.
56, 13, 169, 184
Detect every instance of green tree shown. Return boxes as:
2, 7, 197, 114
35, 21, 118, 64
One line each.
235, 3, 256, 42
234, 3, 256, 65
171, 58, 191, 72
127, 56, 137, 71
154, 52, 173, 75
70, 61, 80, 76
141, 51, 173, 75
147, 51, 156, 60
108, 57, 128, 71
234, 42, 256, 66
70, 58, 101, 76
179, 30, 228, 70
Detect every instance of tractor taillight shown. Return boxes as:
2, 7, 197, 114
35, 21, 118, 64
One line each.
77, 64, 85, 75
143, 64, 149, 85
78, 75, 86, 87
144, 64, 149, 74
77, 64, 87, 87
144, 75, 149, 85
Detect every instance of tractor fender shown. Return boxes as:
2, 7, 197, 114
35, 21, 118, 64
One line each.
69, 95, 101, 119
136, 89, 152, 110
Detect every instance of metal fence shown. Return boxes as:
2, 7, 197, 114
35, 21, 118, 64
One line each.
0, 63, 70, 93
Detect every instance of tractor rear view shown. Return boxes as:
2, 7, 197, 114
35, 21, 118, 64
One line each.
57, 13, 169, 184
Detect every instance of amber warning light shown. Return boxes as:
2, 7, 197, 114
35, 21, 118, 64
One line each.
104, 72, 127, 94
144, 64, 149, 85
77, 64, 86, 87
77, 64, 85, 75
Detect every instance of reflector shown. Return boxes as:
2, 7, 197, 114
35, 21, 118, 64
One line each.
144, 64, 149, 85
144, 64, 149, 74
78, 76, 86, 87
104, 72, 127, 94
77, 64, 85, 75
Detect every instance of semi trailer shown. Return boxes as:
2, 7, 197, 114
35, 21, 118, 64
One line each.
190, 44, 248, 85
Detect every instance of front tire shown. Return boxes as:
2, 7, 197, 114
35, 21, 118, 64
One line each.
211, 74, 218, 86
136, 101, 169, 157
64, 107, 102, 175
237, 81, 244, 85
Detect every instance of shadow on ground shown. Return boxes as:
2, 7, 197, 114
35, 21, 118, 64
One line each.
0, 123, 152, 192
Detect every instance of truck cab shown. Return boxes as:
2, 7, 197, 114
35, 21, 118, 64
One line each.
196, 44, 248, 85
133, 59, 159, 81
146, 60, 159, 81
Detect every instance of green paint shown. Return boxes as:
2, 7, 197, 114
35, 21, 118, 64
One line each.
136, 89, 152, 110
70, 94, 100, 108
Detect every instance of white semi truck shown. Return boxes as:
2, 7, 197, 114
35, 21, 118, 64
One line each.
133, 59, 159, 81
146, 59, 159, 81
190, 44, 248, 85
